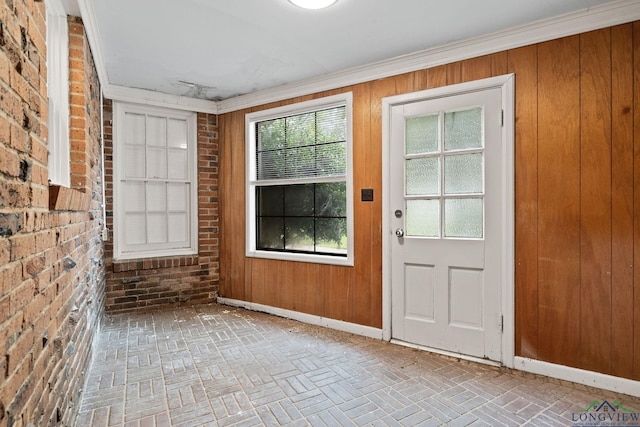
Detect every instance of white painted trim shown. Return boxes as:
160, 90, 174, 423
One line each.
105, 84, 218, 114
216, 0, 640, 113
514, 357, 640, 398
217, 297, 383, 340
381, 74, 515, 367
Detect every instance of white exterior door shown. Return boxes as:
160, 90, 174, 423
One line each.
390, 86, 504, 362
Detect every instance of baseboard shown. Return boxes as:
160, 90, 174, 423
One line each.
514, 357, 640, 398
216, 297, 383, 340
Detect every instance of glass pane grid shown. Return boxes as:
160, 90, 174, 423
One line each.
404, 108, 485, 241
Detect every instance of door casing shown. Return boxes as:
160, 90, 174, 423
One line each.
381, 74, 515, 367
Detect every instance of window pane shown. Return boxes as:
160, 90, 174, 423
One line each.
285, 146, 316, 179
315, 182, 346, 217
284, 184, 314, 216
146, 182, 166, 211
147, 213, 168, 243
147, 116, 166, 147
316, 142, 346, 176
406, 114, 438, 155
168, 213, 188, 243
147, 147, 167, 179
258, 118, 286, 151
286, 113, 315, 148
316, 218, 347, 254
168, 148, 188, 180
406, 199, 440, 237
317, 107, 346, 144
168, 183, 188, 211
406, 157, 439, 196
258, 150, 285, 180
125, 146, 145, 178
444, 153, 483, 194
124, 213, 146, 245
257, 186, 284, 216
123, 182, 145, 212
167, 118, 188, 148
285, 217, 314, 251
445, 198, 483, 238
444, 107, 482, 151
258, 217, 284, 249
125, 113, 145, 145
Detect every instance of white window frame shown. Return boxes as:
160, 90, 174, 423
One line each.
246, 92, 354, 266
46, 0, 70, 187
113, 101, 198, 260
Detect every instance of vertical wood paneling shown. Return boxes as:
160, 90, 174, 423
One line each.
427, 65, 447, 89
537, 36, 581, 367
611, 24, 634, 379
579, 29, 612, 373
633, 21, 640, 380
611, 24, 638, 378
218, 24, 640, 380
352, 82, 373, 325
508, 44, 539, 359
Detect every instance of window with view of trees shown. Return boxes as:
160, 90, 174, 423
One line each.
246, 94, 353, 265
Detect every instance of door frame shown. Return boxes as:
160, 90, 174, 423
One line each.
381, 74, 515, 368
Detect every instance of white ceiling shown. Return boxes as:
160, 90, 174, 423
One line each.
83, 0, 623, 102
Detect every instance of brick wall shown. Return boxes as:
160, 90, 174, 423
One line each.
103, 101, 220, 312
0, 3, 105, 426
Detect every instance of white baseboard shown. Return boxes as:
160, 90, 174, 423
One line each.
216, 297, 383, 340
514, 357, 640, 398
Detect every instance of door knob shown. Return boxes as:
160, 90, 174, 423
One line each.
395, 228, 405, 237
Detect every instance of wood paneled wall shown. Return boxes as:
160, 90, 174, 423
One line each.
219, 23, 640, 380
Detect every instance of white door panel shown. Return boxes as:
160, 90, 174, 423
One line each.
391, 87, 503, 362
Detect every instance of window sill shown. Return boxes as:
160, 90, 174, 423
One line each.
247, 250, 353, 267
49, 185, 91, 211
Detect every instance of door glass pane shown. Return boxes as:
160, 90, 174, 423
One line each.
444, 107, 482, 151
406, 114, 438, 155
406, 199, 439, 237
406, 157, 439, 196
444, 153, 483, 194
444, 198, 483, 238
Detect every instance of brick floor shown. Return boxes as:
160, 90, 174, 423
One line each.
76, 304, 640, 426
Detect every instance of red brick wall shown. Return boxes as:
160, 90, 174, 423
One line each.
0, 4, 105, 426
103, 101, 219, 312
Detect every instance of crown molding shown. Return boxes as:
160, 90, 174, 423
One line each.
104, 84, 218, 114
216, 0, 640, 113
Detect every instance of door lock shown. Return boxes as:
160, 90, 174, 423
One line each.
395, 228, 405, 237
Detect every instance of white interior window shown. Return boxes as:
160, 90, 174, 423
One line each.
246, 93, 354, 266
46, 0, 70, 187
113, 102, 198, 260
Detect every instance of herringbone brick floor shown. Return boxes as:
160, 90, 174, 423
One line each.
76, 304, 640, 426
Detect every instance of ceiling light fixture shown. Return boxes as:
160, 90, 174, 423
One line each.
288, 0, 338, 10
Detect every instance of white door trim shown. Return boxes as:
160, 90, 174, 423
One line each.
381, 74, 515, 368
